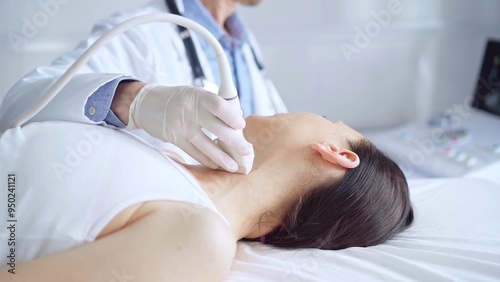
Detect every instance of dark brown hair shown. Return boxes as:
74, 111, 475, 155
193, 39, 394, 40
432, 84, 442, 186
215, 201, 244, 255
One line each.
263, 138, 414, 250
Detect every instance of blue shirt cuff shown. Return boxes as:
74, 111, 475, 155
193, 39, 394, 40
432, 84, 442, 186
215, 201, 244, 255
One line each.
85, 77, 137, 128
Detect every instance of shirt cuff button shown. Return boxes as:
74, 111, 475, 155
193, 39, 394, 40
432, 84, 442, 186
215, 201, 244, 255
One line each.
89, 106, 97, 116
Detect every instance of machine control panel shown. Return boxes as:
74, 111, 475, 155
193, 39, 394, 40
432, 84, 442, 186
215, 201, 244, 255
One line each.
367, 112, 500, 179
365, 40, 500, 182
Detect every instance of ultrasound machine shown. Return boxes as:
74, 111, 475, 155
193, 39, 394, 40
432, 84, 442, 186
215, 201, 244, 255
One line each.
366, 40, 500, 184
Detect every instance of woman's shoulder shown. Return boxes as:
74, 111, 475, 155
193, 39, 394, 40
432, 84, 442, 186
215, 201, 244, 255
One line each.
98, 200, 232, 239
97, 200, 236, 280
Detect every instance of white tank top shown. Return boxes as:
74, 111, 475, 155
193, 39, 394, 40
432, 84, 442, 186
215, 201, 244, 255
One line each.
0, 121, 227, 264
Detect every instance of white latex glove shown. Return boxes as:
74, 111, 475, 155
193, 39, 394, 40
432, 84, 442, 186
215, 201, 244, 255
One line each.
126, 84, 253, 172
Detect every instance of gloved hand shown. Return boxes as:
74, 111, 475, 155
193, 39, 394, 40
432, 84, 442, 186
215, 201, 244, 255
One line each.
126, 84, 253, 172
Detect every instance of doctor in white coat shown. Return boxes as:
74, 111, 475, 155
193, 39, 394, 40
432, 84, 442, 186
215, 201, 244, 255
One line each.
0, 0, 287, 172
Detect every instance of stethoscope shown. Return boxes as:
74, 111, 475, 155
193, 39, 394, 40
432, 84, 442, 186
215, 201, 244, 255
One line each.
165, 0, 267, 93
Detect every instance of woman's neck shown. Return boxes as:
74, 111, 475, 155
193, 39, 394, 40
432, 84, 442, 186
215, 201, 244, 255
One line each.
185, 163, 293, 240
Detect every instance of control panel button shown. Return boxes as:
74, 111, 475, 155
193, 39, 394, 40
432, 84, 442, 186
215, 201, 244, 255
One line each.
465, 156, 478, 167
443, 148, 456, 158
399, 131, 412, 142
454, 151, 467, 162
493, 144, 500, 154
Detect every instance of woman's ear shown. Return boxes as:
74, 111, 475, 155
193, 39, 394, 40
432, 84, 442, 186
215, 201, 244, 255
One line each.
311, 143, 360, 169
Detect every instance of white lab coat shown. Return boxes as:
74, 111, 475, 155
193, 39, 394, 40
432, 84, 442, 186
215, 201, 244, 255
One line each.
0, 0, 287, 134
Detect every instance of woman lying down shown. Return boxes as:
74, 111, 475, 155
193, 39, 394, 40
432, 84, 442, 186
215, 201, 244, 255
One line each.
0, 113, 413, 281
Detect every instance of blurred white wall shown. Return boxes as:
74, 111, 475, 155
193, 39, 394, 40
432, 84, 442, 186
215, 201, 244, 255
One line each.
1, 0, 500, 129
238, 0, 500, 129
0, 0, 150, 101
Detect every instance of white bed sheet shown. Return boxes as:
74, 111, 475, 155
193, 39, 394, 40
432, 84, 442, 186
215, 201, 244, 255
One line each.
226, 178, 500, 281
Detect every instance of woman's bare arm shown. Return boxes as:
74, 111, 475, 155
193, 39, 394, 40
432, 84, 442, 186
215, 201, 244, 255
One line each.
0, 202, 236, 282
